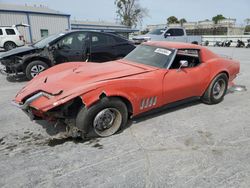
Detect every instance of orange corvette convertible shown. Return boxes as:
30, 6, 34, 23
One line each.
13, 42, 240, 138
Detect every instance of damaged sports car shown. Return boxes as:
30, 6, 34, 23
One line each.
0, 30, 135, 80
13, 42, 240, 138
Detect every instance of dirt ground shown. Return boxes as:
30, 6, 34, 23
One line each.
0, 47, 250, 188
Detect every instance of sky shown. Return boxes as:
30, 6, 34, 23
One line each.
1, 0, 250, 29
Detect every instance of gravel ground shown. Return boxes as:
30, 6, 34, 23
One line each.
0, 47, 249, 188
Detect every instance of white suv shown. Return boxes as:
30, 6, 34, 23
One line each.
0, 26, 25, 51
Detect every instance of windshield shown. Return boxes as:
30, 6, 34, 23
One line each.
33, 33, 65, 48
148, 28, 165, 35
124, 45, 175, 68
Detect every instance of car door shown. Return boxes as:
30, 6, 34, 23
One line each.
164, 28, 187, 42
162, 49, 210, 104
53, 32, 88, 64
90, 32, 117, 62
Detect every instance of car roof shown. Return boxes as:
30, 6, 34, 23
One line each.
0, 27, 16, 29
144, 41, 202, 50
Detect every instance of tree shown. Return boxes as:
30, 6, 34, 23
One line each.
212, 14, 226, 24
179, 18, 187, 26
245, 25, 250, 33
140, 28, 149, 34
115, 0, 148, 28
245, 18, 250, 25
167, 16, 179, 24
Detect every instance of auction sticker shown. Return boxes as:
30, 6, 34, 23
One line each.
154, 48, 172, 56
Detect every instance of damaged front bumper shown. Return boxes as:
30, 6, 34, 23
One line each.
12, 92, 50, 120
0, 57, 24, 74
12, 92, 46, 110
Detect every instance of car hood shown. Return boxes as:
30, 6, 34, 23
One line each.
15, 60, 157, 108
0, 45, 36, 59
132, 34, 154, 40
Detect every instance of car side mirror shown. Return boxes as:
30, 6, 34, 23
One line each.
164, 33, 171, 38
178, 60, 188, 71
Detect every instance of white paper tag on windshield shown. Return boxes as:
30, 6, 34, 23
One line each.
154, 48, 172, 56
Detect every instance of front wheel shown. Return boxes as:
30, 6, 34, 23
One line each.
25, 60, 49, 80
76, 98, 128, 137
201, 73, 228, 104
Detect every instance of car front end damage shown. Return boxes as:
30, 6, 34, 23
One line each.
12, 90, 86, 138
0, 56, 24, 75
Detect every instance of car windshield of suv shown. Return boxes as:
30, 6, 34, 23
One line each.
33, 33, 65, 48
124, 45, 175, 68
148, 28, 165, 35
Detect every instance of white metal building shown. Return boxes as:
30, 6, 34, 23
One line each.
71, 20, 138, 38
0, 3, 70, 43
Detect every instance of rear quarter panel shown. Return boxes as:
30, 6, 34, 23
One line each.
203, 57, 240, 88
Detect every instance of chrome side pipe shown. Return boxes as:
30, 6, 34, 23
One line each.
11, 92, 46, 110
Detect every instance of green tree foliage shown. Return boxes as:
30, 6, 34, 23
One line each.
179, 18, 187, 26
212, 14, 226, 24
167, 16, 179, 24
115, 0, 148, 27
245, 25, 250, 33
140, 28, 149, 34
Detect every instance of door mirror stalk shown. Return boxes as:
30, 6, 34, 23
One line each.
177, 60, 188, 71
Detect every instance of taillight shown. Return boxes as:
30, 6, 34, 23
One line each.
19, 35, 24, 40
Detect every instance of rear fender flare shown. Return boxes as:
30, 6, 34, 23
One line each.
203, 70, 229, 95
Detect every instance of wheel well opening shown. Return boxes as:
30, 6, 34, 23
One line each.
4, 41, 16, 45
99, 92, 107, 99
219, 71, 229, 79
114, 96, 133, 116
23, 57, 51, 70
67, 97, 83, 117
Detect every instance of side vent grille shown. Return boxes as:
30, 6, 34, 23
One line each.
140, 96, 157, 110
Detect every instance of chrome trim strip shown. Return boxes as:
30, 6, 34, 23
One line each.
12, 92, 45, 110
166, 49, 177, 69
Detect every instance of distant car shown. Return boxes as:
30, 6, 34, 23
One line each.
0, 26, 25, 50
0, 30, 135, 80
13, 42, 240, 138
132, 27, 202, 45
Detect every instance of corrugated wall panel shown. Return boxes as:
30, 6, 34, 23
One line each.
29, 14, 68, 42
0, 12, 31, 42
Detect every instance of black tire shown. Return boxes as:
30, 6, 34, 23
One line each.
4, 41, 17, 51
76, 97, 128, 137
201, 73, 228, 104
25, 60, 49, 80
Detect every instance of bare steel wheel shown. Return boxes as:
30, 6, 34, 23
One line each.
76, 97, 128, 138
93, 108, 122, 137
212, 78, 226, 100
201, 73, 228, 104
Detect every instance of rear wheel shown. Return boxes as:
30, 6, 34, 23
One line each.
25, 60, 49, 80
201, 73, 228, 104
76, 97, 128, 137
4, 41, 16, 51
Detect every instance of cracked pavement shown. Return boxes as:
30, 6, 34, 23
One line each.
0, 47, 250, 187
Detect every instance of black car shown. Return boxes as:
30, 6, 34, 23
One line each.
0, 31, 135, 80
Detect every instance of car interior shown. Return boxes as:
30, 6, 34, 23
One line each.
170, 49, 200, 69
